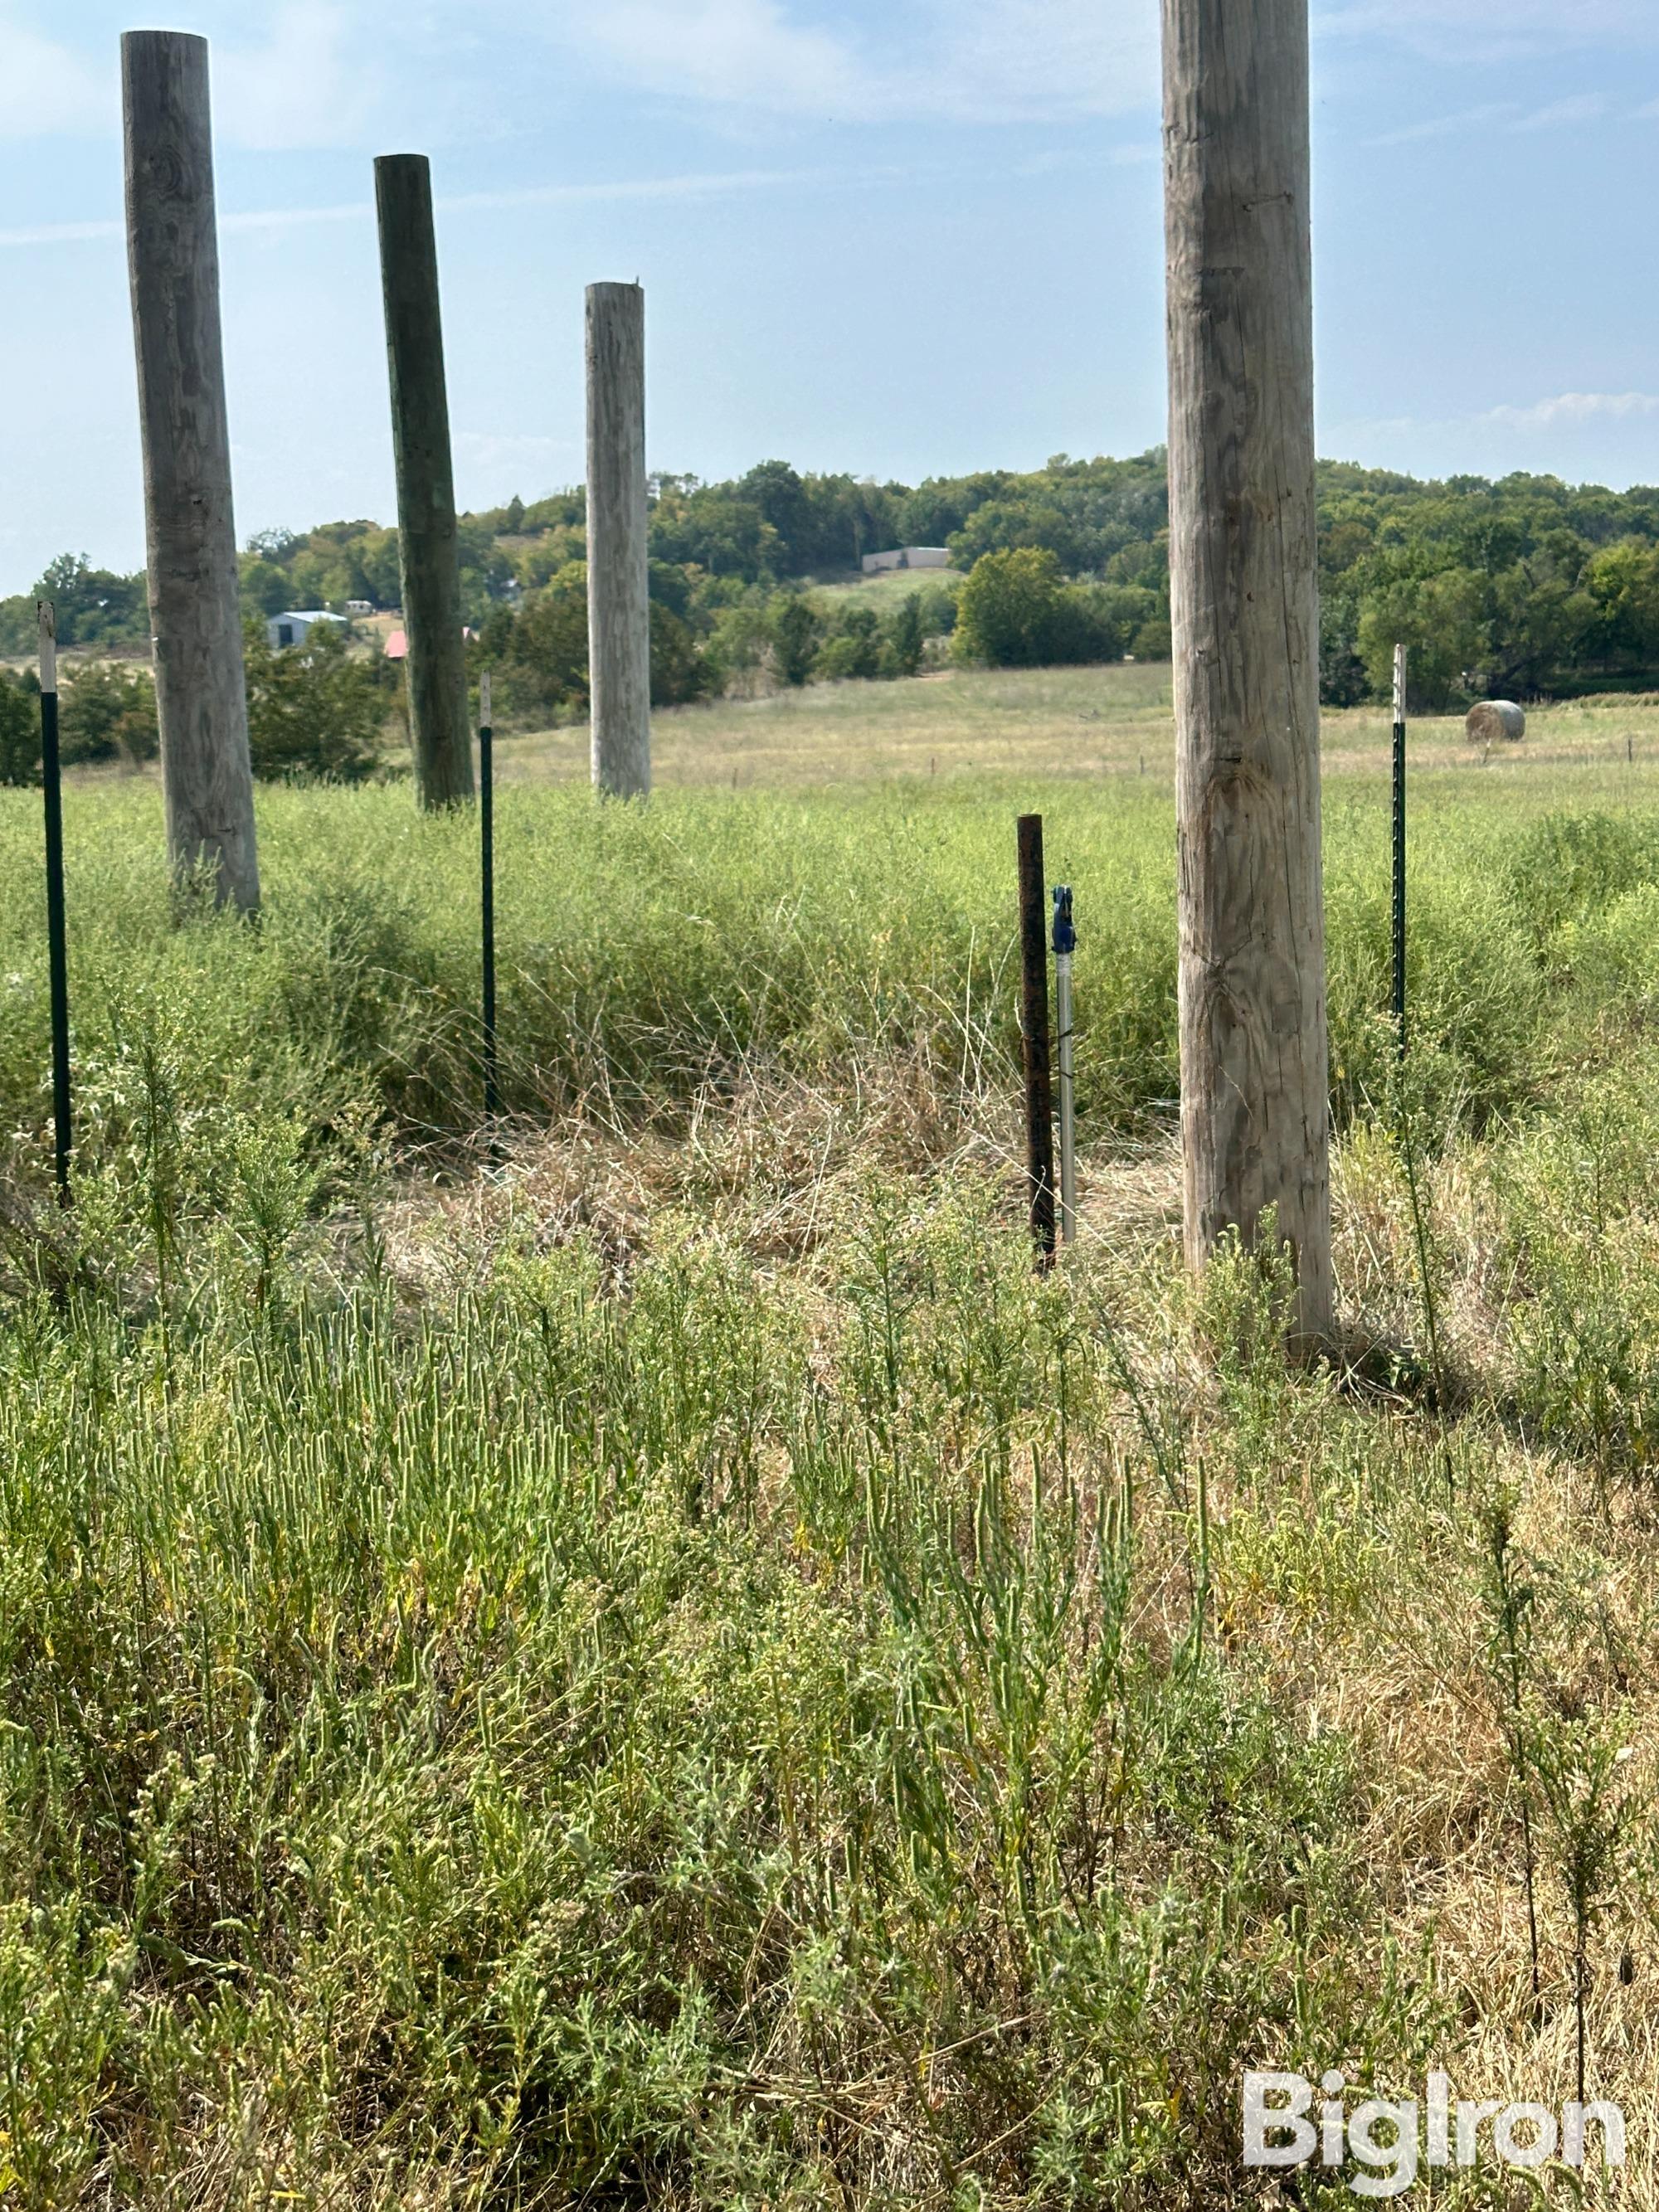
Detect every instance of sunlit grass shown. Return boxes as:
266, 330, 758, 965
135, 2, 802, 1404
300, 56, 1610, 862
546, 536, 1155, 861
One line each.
4, 668, 1659, 2200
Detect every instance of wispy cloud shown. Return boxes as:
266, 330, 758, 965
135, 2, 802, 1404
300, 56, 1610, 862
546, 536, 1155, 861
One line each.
0, 14, 105, 139
1514, 93, 1608, 129
1318, 0, 1659, 61
537, 0, 1156, 124
1368, 90, 1637, 148
1367, 102, 1511, 148
455, 430, 579, 471
216, 0, 383, 151
0, 2, 390, 153
0, 161, 912, 252
1485, 391, 1659, 430
1335, 392, 1659, 442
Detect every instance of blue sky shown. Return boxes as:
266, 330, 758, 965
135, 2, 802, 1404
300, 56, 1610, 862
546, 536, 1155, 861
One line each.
1, 0, 1657, 589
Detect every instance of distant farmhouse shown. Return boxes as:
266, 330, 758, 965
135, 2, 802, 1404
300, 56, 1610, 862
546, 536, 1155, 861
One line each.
860, 547, 951, 576
267, 610, 346, 650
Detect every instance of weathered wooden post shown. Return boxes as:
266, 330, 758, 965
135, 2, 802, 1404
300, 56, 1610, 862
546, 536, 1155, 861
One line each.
1161, 0, 1333, 1344
586, 282, 651, 798
375, 153, 473, 809
122, 29, 260, 912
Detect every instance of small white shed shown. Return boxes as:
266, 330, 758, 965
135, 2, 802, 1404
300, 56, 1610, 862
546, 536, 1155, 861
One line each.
268, 610, 346, 650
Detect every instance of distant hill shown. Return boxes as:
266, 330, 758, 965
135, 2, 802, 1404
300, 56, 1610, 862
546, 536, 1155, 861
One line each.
7, 450, 1659, 710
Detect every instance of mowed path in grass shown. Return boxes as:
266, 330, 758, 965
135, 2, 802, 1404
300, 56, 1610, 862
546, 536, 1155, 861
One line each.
490, 658, 1659, 799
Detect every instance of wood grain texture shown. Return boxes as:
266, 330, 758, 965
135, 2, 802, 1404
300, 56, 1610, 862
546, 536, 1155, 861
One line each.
586, 284, 651, 799
122, 30, 260, 912
1161, 0, 1333, 1342
375, 155, 473, 809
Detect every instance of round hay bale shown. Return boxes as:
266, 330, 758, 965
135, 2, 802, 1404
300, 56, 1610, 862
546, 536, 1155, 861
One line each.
1465, 700, 1525, 746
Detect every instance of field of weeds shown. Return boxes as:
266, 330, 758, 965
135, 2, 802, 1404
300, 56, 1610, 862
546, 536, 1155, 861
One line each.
6, 675, 1659, 2201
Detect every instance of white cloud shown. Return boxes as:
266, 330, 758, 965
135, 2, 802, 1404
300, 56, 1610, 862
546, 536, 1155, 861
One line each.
540, 0, 1156, 124
215, 1, 382, 150
1318, 0, 1659, 59
1513, 93, 1608, 130
0, 161, 899, 251
568, 0, 866, 112
455, 430, 578, 469
1485, 391, 1659, 430
1333, 392, 1659, 443
916, 0, 1157, 123
1367, 102, 1512, 148
0, 16, 105, 139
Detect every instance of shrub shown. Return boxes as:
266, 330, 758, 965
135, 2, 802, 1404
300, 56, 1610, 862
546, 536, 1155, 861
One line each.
888, 594, 925, 678
59, 660, 158, 767
243, 620, 388, 782
650, 605, 707, 707
771, 596, 820, 687
815, 605, 883, 683
493, 565, 591, 722
0, 670, 38, 786
953, 549, 1129, 668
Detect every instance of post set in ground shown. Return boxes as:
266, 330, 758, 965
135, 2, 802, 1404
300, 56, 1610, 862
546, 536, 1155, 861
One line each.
1162, 0, 1332, 1344
122, 28, 260, 913
375, 153, 473, 811
586, 281, 652, 800
106, 11, 1336, 1355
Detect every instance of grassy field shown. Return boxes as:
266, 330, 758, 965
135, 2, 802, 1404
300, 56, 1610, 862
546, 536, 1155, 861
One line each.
486, 659, 1659, 790
7, 666, 1659, 2201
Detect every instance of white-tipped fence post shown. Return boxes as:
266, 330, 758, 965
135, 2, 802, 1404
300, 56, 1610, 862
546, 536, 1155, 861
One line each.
1393, 642, 1408, 1056
1161, 0, 1333, 1345
122, 29, 260, 912
376, 153, 474, 809
586, 282, 651, 798
1052, 885, 1077, 1243
37, 604, 71, 1205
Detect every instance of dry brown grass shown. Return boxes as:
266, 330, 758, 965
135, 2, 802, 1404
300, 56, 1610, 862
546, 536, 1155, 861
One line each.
361, 1053, 1659, 2203
484, 660, 1659, 800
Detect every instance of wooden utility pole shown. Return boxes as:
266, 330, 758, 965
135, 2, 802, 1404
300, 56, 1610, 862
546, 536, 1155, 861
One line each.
1161, 0, 1332, 1344
375, 154, 473, 809
586, 282, 651, 798
123, 29, 260, 913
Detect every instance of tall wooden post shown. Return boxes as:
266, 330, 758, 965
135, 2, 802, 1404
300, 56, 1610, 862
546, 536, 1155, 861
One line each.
122, 30, 260, 913
1161, 0, 1332, 1343
586, 282, 651, 798
375, 154, 473, 809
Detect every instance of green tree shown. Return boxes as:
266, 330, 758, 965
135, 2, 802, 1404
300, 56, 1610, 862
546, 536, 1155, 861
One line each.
243, 619, 387, 780
650, 606, 707, 707
60, 661, 158, 766
954, 548, 1072, 667
0, 670, 38, 786
1357, 570, 1486, 711
239, 556, 292, 620
34, 555, 148, 649
499, 563, 591, 717
889, 593, 925, 678
1586, 540, 1659, 666
815, 604, 883, 683
771, 596, 820, 687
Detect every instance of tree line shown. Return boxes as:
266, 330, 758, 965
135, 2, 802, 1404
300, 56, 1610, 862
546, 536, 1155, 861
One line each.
6, 451, 1659, 727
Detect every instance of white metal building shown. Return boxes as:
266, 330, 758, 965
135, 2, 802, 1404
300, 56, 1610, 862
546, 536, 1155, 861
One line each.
267, 610, 347, 650
860, 547, 951, 576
